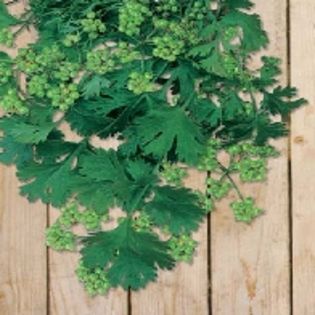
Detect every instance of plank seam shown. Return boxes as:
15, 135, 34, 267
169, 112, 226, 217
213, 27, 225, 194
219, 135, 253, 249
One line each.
46, 204, 51, 315
286, 0, 294, 314
207, 211, 212, 315
128, 289, 132, 315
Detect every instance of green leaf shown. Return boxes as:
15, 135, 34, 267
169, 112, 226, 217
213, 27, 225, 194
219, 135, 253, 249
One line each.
81, 219, 175, 290
221, 11, 268, 52
125, 106, 205, 165
77, 149, 158, 212
190, 98, 221, 128
253, 56, 281, 87
0, 117, 55, 144
0, 1, 19, 29
66, 91, 137, 138
145, 186, 205, 235
261, 86, 307, 116
80, 75, 110, 99
255, 114, 287, 145
168, 61, 199, 100
221, 92, 245, 120
17, 141, 86, 206
0, 135, 32, 166
224, 0, 253, 9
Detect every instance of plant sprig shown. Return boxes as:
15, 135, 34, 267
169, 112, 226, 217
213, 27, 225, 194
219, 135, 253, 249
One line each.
0, 0, 306, 294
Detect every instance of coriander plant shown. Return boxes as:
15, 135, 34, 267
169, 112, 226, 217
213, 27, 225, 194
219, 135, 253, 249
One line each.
0, 0, 305, 295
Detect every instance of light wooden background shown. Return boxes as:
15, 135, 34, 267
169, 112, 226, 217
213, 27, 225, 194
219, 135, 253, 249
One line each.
0, 1, 315, 314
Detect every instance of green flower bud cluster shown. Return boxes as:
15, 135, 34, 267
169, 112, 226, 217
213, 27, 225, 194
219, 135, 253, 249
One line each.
132, 213, 152, 232
118, 0, 151, 37
0, 89, 28, 115
197, 191, 214, 213
235, 157, 267, 182
28, 74, 49, 98
0, 28, 14, 47
76, 261, 110, 296
86, 49, 116, 74
115, 42, 141, 63
222, 53, 240, 77
45, 223, 76, 251
186, 1, 208, 22
78, 209, 106, 231
34, 45, 65, 68
16, 46, 65, 74
153, 18, 199, 46
16, 49, 41, 74
155, 0, 179, 15
54, 62, 80, 82
62, 33, 81, 47
207, 178, 231, 200
231, 197, 263, 223
0, 62, 13, 85
227, 143, 278, 157
152, 35, 184, 62
127, 71, 156, 94
57, 203, 81, 228
56, 203, 109, 231
80, 12, 106, 39
160, 162, 187, 186
47, 83, 80, 111
198, 139, 221, 171
168, 234, 197, 262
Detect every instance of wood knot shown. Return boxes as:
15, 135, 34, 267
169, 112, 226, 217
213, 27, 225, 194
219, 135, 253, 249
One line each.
294, 136, 305, 144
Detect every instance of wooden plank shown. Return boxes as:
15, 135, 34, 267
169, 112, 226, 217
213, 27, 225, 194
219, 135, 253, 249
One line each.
290, 1, 315, 313
0, 2, 47, 315
131, 170, 208, 315
211, 2, 291, 314
49, 132, 128, 315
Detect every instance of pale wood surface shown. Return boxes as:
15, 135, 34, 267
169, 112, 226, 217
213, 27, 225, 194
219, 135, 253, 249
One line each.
291, 1, 315, 314
211, 1, 291, 314
1, 1, 315, 314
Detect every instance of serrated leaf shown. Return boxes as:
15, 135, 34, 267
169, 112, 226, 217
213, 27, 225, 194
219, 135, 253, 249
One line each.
224, 0, 253, 9
125, 106, 205, 165
0, 135, 32, 166
255, 114, 287, 145
0, 117, 55, 144
221, 11, 268, 52
0, 1, 19, 29
78, 149, 157, 212
81, 219, 175, 290
17, 141, 86, 206
261, 86, 307, 116
145, 186, 205, 235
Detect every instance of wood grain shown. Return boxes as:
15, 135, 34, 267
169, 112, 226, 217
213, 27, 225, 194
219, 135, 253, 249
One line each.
210, 1, 291, 314
291, 1, 315, 313
131, 169, 208, 315
0, 2, 47, 315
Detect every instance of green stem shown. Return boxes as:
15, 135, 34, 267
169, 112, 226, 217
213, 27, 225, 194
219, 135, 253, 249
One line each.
217, 161, 244, 200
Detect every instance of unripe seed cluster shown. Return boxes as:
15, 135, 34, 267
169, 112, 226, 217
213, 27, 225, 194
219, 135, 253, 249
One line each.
168, 234, 197, 262
76, 261, 110, 296
160, 162, 187, 187
127, 71, 156, 94
118, 0, 151, 36
80, 12, 106, 39
0, 28, 14, 47
231, 197, 263, 223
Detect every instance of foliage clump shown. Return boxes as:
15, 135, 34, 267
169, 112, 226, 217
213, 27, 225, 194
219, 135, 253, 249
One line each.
0, 0, 305, 294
